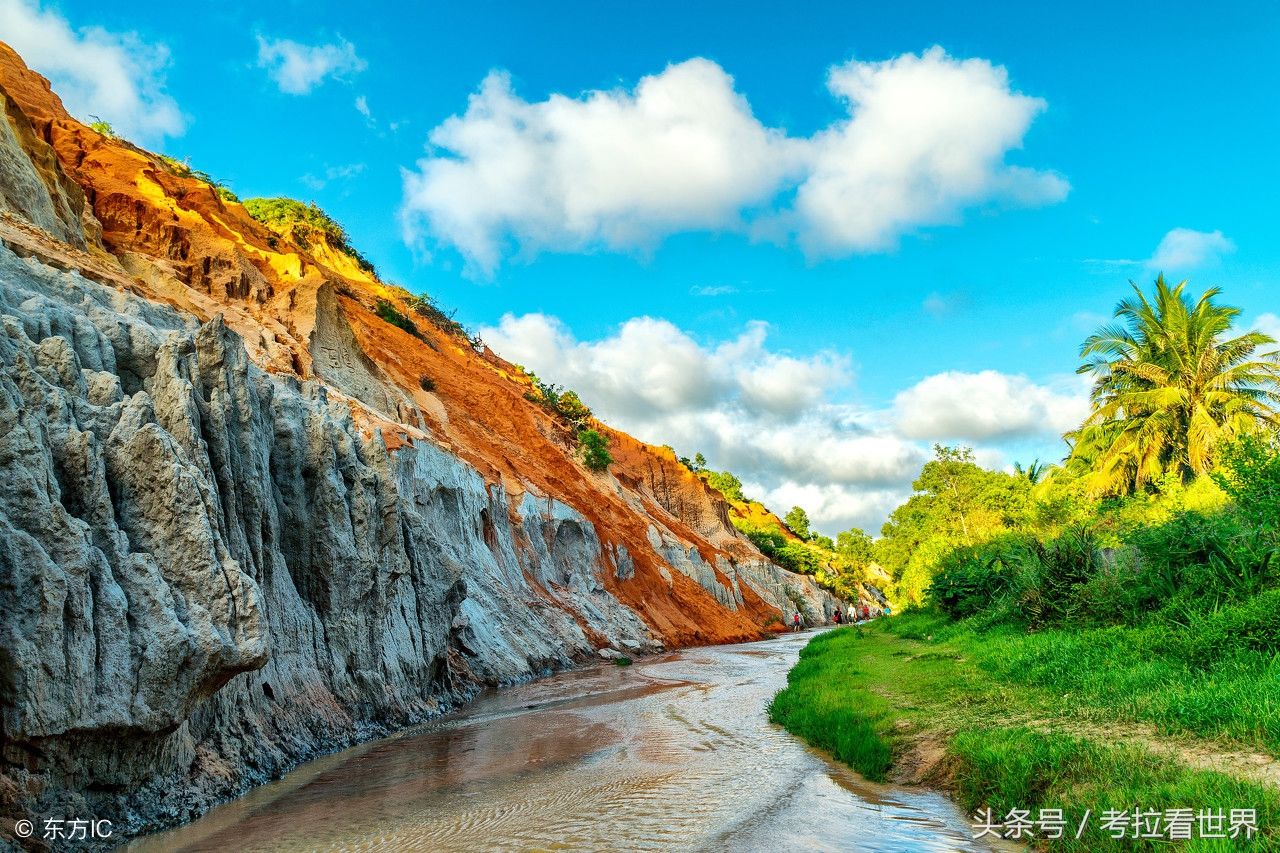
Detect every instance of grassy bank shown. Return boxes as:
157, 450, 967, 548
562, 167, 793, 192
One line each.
769, 615, 1280, 850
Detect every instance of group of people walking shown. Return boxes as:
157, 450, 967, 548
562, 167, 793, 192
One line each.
791, 602, 891, 631
832, 603, 888, 625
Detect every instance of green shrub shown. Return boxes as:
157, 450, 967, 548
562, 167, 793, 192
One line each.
556, 391, 592, 428
705, 470, 746, 503
784, 506, 813, 540
404, 293, 469, 338
1128, 510, 1277, 612
1214, 433, 1280, 530
524, 373, 595, 428
1019, 529, 1100, 626
374, 298, 420, 338
579, 429, 612, 471
775, 541, 819, 574
243, 197, 376, 275
930, 547, 1014, 619
741, 525, 785, 556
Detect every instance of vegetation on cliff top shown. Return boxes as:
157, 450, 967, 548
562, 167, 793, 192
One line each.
243, 196, 376, 275
678, 453, 876, 600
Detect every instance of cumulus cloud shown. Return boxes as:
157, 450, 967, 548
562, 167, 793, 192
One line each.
1146, 227, 1235, 271
0, 0, 185, 143
481, 313, 1083, 533
402, 47, 1066, 275
256, 35, 365, 95
483, 314, 846, 423
894, 370, 1089, 442
792, 48, 1068, 255
402, 61, 796, 274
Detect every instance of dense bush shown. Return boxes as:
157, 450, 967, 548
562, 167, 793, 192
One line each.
374, 298, 420, 338
523, 373, 595, 429
1018, 529, 1100, 626
945, 513, 1277, 631
1214, 433, 1280, 529
738, 525, 818, 574
243, 197, 376, 274
705, 470, 745, 503
579, 429, 613, 471
929, 545, 1015, 619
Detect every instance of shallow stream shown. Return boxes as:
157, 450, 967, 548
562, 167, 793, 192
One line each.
128, 631, 995, 852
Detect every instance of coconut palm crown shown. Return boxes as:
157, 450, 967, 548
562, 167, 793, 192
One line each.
1067, 275, 1280, 495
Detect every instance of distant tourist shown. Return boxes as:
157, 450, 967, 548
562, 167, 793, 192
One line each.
847, 604, 857, 623
792, 612, 801, 632
833, 609, 842, 625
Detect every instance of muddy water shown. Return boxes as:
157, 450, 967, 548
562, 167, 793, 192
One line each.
128, 631, 995, 852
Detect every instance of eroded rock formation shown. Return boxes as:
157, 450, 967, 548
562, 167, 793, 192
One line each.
0, 41, 847, 848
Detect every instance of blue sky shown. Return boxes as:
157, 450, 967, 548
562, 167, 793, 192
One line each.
5, 0, 1279, 533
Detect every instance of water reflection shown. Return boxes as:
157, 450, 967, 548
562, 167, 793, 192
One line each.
128, 633, 998, 852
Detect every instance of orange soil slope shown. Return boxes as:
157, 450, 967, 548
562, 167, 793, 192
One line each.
0, 41, 792, 646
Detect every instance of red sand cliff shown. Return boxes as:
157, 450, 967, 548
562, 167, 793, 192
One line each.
0, 40, 803, 647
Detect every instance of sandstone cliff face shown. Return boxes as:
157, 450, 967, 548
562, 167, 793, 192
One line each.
0, 42, 845, 847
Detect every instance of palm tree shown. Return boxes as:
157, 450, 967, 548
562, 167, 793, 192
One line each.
1067, 276, 1280, 495
1013, 459, 1048, 484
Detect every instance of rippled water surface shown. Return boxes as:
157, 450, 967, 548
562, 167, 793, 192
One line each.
129, 631, 997, 852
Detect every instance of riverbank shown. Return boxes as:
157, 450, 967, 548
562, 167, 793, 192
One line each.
770, 613, 1280, 851
128, 632, 991, 852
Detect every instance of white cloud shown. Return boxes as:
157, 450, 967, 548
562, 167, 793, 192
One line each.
1146, 227, 1235, 271
922, 291, 970, 317
256, 35, 365, 95
1251, 313, 1280, 343
482, 313, 1080, 533
402, 61, 796, 274
894, 370, 1088, 442
792, 48, 1068, 255
355, 94, 372, 119
691, 284, 738, 297
0, 0, 185, 143
299, 162, 365, 191
402, 47, 1066, 275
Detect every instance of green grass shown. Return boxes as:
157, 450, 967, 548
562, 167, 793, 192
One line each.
952, 728, 1278, 851
770, 618, 1280, 850
767, 630, 894, 779
913, 594, 1280, 755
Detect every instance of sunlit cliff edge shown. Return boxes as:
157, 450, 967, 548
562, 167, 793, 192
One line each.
0, 41, 860, 846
